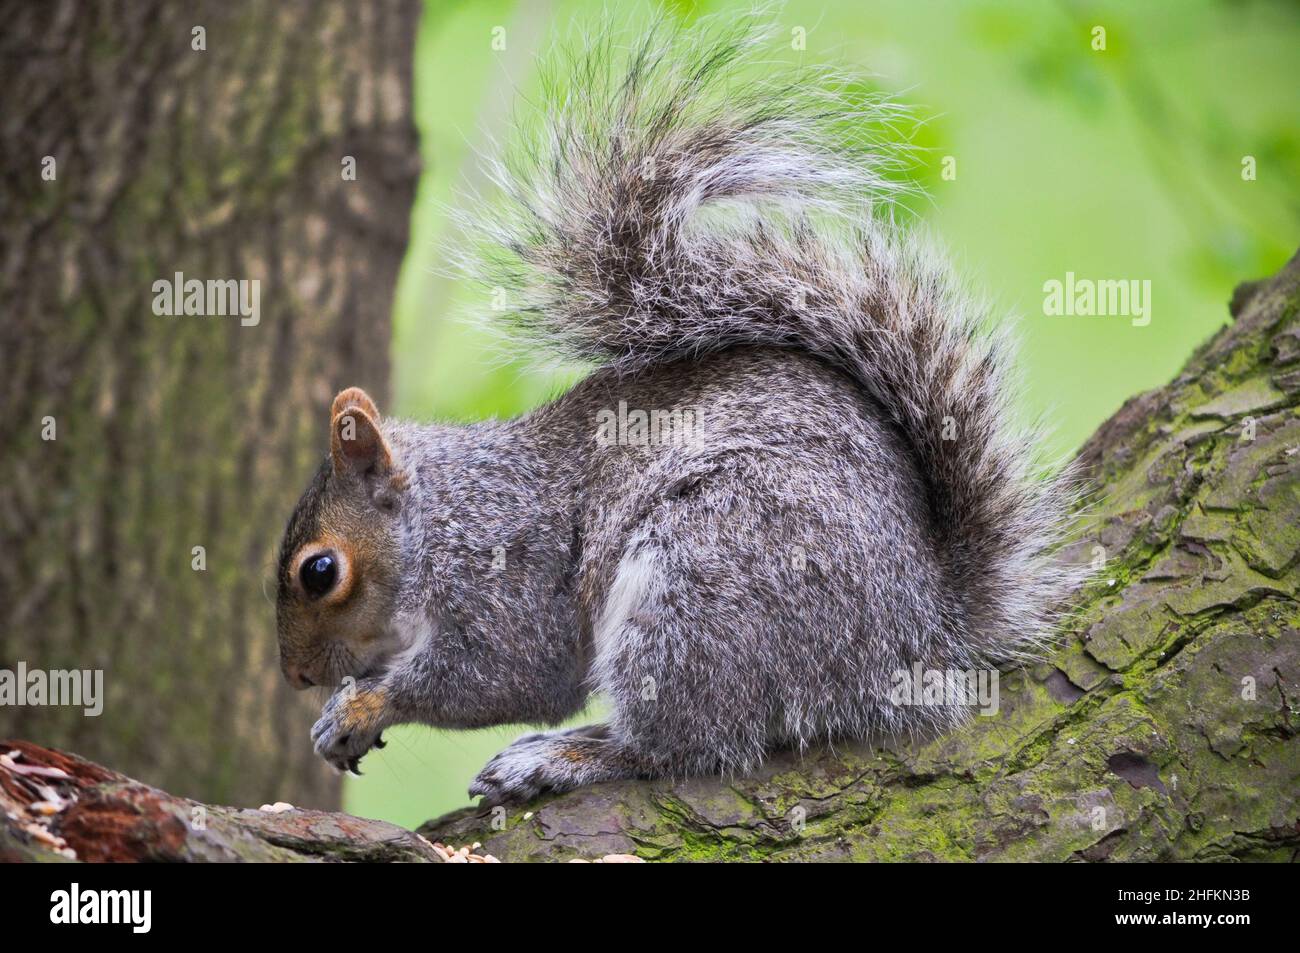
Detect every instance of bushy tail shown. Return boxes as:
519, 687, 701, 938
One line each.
457, 13, 1082, 662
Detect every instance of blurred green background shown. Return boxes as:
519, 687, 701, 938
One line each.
348, 0, 1300, 827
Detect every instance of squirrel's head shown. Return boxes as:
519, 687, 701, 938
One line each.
275, 387, 406, 690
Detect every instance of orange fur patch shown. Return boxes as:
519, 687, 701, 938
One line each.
560, 744, 589, 764
341, 686, 388, 732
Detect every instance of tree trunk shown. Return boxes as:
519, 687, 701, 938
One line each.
418, 251, 1300, 861
0, 0, 422, 810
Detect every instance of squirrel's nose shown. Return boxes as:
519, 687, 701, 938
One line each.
283, 663, 315, 690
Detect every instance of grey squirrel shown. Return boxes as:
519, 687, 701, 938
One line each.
275, 16, 1080, 803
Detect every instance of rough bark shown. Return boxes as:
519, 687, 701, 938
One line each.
0, 0, 421, 810
416, 251, 1300, 862
0, 740, 443, 863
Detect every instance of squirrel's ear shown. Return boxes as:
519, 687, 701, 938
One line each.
331, 386, 381, 423
330, 389, 391, 479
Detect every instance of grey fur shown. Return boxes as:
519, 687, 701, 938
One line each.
288, 15, 1083, 802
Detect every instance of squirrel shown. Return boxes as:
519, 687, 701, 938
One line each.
275, 16, 1081, 804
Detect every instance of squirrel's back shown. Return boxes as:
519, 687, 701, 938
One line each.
555, 342, 956, 741
454, 14, 1083, 724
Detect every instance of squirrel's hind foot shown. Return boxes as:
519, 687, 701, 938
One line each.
469, 724, 637, 805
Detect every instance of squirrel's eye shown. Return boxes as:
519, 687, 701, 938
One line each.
300, 553, 338, 597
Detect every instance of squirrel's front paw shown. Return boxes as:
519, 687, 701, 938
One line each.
311, 680, 390, 775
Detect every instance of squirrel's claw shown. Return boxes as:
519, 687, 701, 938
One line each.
311, 686, 386, 775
